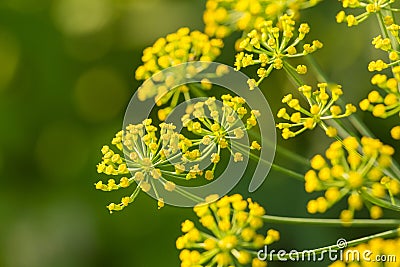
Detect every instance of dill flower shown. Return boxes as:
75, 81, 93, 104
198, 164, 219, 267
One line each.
359, 73, 400, 139
135, 27, 224, 119
234, 14, 323, 88
181, 94, 261, 180
329, 237, 400, 267
95, 119, 198, 212
392, 125, 400, 140
336, 0, 397, 27
276, 83, 356, 139
176, 194, 280, 267
305, 136, 400, 222
367, 23, 400, 72
203, 0, 321, 38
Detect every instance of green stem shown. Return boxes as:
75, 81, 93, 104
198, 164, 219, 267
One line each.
376, 11, 390, 40
283, 62, 303, 87
270, 164, 304, 181
233, 142, 305, 181
189, 83, 208, 98
267, 228, 400, 261
261, 214, 400, 227
247, 129, 310, 166
276, 145, 310, 166
174, 185, 204, 203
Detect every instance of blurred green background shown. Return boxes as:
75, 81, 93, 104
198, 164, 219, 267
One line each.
0, 0, 398, 267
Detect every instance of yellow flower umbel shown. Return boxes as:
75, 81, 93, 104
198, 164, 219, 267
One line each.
336, 0, 397, 27
203, 0, 321, 38
305, 136, 400, 222
330, 237, 400, 267
181, 94, 261, 180
235, 14, 323, 89
361, 20, 400, 140
359, 73, 400, 140
366, 18, 400, 72
135, 27, 224, 120
276, 83, 356, 139
176, 194, 280, 267
95, 119, 197, 212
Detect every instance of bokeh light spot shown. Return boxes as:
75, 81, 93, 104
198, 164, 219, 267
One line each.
73, 67, 129, 122
52, 0, 113, 36
0, 27, 20, 91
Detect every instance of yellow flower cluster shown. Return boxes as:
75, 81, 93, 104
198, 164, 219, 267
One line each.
367, 17, 400, 72
336, 0, 396, 27
305, 136, 400, 222
95, 119, 197, 212
359, 18, 400, 140
176, 194, 280, 267
276, 83, 356, 139
360, 74, 400, 139
181, 94, 261, 180
234, 14, 323, 89
330, 237, 400, 267
203, 0, 321, 38
135, 27, 224, 119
